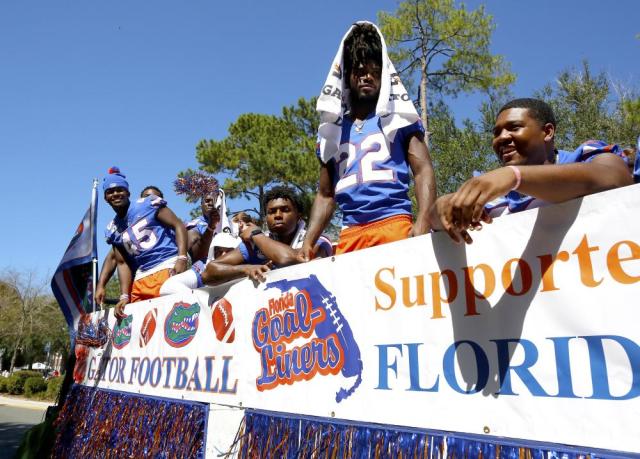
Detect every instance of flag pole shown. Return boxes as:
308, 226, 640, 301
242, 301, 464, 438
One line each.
90, 178, 99, 314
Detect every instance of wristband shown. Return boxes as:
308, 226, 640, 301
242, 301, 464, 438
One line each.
119, 294, 130, 302
249, 228, 263, 242
176, 255, 188, 262
507, 165, 522, 190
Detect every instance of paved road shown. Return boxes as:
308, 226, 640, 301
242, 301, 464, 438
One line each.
0, 400, 50, 459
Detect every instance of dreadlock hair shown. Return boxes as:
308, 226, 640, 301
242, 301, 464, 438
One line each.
263, 186, 304, 215
343, 23, 382, 81
140, 185, 164, 198
498, 98, 557, 129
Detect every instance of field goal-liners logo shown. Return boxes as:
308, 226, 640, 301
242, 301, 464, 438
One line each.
164, 301, 200, 348
252, 274, 363, 403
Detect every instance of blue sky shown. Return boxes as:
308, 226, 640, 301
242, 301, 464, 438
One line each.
1, 0, 638, 278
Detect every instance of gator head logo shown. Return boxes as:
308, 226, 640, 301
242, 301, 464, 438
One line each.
164, 301, 200, 348
112, 314, 133, 350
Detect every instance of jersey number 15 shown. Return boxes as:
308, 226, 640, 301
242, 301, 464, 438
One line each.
122, 218, 157, 255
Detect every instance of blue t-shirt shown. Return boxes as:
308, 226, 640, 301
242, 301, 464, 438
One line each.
485, 140, 623, 216
105, 196, 178, 271
318, 114, 424, 226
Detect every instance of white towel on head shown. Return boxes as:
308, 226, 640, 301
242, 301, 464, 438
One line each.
206, 189, 233, 261
316, 21, 420, 163
214, 189, 231, 234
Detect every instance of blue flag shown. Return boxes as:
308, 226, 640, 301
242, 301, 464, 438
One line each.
51, 181, 98, 331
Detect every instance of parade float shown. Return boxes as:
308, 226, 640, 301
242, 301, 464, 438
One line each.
52, 184, 640, 458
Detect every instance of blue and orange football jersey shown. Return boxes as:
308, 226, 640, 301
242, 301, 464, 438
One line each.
105, 196, 178, 272
319, 114, 424, 226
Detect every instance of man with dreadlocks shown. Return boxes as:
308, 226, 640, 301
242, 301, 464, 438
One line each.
300, 22, 436, 258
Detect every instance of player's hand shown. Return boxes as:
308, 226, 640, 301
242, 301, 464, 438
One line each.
410, 212, 431, 237
114, 299, 128, 321
431, 194, 491, 244
430, 195, 473, 244
448, 168, 514, 230
297, 242, 317, 263
95, 285, 105, 307
172, 258, 188, 275
239, 223, 260, 243
243, 264, 270, 283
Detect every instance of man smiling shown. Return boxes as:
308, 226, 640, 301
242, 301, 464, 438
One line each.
430, 98, 631, 243
102, 167, 188, 316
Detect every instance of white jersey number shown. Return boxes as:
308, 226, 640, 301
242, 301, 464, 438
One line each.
335, 133, 395, 193
122, 218, 157, 255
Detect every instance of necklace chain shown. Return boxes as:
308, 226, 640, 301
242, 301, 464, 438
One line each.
354, 118, 367, 132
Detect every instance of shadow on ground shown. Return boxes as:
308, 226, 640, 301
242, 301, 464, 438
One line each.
0, 422, 37, 459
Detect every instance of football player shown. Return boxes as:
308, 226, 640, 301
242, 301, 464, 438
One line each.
103, 168, 188, 317
95, 185, 165, 306
301, 22, 436, 257
429, 98, 631, 243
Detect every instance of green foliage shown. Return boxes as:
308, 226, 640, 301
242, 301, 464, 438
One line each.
24, 376, 47, 397
104, 273, 122, 305
46, 376, 64, 401
6, 371, 40, 395
1, 271, 70, 373
535, 61, 640, 150
0, 376, 7, 392
379, 0, 514, 135
14, 370, 41, 379
622, 98, 640, 129
195, 97, 320, 219
428, 101, 499, 195
5, 375, 22, 394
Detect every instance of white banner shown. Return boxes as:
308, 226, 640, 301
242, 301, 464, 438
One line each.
79, 185, 640, 454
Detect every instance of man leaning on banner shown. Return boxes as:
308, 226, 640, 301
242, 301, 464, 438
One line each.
429, 98, 632, 243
